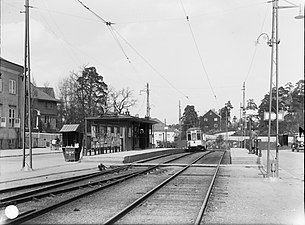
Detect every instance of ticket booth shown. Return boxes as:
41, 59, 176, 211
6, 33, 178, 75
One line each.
60, 124, 83, 162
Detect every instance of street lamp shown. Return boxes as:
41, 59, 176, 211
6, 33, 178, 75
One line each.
294, 4, 304, 19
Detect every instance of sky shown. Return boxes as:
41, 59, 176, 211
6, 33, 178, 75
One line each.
1, 0, 304, 125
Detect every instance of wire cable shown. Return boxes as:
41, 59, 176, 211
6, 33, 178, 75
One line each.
112, 27, 191, 102
179, 0, 218, 108
108, 26, 131, 63
75, 0, 190, 102
75, 0, 132, 65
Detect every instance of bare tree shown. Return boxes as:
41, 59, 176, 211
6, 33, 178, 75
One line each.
107, 86, 137, 114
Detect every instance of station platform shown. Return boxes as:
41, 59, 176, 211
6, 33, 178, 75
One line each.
81, 148, 185, 164
230, 147, 260, 165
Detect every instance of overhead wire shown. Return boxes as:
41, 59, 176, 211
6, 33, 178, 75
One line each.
107, 26, 131, 63
30, 3, 115, 71
75, 0, 132, 64
179, 0, 218, 108
112, 27, 191, 102
75, 0, 191, 102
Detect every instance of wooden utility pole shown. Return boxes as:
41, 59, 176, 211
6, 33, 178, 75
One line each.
140, 83, 150, 118
146, 83, 150, 118
22, 0, 33, 170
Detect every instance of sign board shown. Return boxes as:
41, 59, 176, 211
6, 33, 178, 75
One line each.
245, 109, 258, 116
263, 112, 284, 121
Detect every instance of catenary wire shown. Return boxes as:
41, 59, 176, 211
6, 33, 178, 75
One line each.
179, 0, 218, 109
75, 0, 191, 102
112, 27, 191, 102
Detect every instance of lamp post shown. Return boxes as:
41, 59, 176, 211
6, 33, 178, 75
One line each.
257, 0, 301, 178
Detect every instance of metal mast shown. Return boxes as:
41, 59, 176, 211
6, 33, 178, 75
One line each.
242, 82, 246, 146
266, 0, 278, 178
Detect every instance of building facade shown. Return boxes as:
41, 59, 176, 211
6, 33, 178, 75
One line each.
0, 58, 24, 149
152, 118, 178, 147
0, 58, 60, 149
85, 113, 157, 154
32, 86, 61, 132
201, 109, 221, 133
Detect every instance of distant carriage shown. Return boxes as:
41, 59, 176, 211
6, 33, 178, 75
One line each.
186, 127, 207, 151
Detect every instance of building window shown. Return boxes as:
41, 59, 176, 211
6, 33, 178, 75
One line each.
197, 131, 201, 140
9, 80, 17, 94
9, 106, 16, 128
214, 118, 218, 121
0, 78, 3, 92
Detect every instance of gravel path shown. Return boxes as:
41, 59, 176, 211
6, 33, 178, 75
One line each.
203, 166, 304, 225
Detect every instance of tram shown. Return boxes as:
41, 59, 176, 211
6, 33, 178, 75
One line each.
186, 127, 207, 151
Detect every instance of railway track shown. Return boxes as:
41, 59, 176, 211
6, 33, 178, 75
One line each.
2, 150, 224, 224
104, 151, 224, 225
1, 152, 196, 224
0, 152, 189, 198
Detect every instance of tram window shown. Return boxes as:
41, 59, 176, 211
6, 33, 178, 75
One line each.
192, 133, 196, 140
197, 131, 201, 140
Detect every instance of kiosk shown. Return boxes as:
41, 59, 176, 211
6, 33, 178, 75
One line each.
60, 124, 83, 162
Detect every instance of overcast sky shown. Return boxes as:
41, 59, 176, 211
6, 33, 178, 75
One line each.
1, 0, 304, 124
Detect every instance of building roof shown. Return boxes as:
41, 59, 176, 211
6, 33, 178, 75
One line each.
86, 113, 158, 125
202, 109, 220, 118
32, 86, 61, 102
36, 87, 56, 98
60, 124, 81, 132
0, 57, 23, 73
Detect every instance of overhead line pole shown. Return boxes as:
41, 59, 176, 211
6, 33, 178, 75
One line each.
266, 0, 276, 178
275, 0, 280, 178
22, 0, 28, 169
27, 0, 33, 169
242, 82, 246, 147
140, 83, 150, 118
146, 83, 150, 118
22, 0, 33, 170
